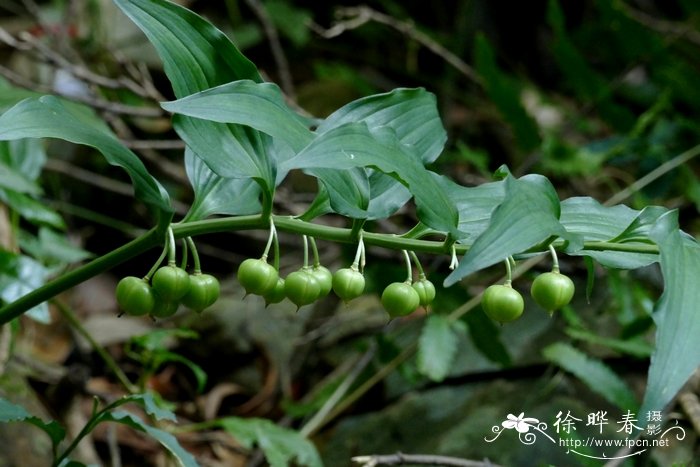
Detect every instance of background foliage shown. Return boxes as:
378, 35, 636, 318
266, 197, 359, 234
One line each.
0, 0, 699, 466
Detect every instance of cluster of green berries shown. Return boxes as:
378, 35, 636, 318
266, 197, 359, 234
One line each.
116, 263, 220, 318
481, 270, 575, 323
237, 257, 436, 317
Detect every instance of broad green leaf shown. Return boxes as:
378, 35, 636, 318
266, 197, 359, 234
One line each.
104, 410, 198, 467
611, 206, 668, 243
219, 417, 322, 467
114, 0, 277, 192
0, 397, 66, 449
183, 149, 261, 221
119, 393, 178, 422
19, 228, 93, 265
114, 0, 262, 95
640, 211, 700, 419
161, 81, 312, 152
0, 252, 51, 323
433, 174, 505, 243
280, 122, 459, 235
474, 34, 540, 152
310, 167, 370, 219
0, 162, 41, 195
0, 97, 172, 228
309, 88, 446, 220
560, 198, 659, 269
417, 314, 460, 382
0, 190, 65, 229
543, 342, 638, 411
444, 174, 571, 286
0, 77, 43, 111
0, 138, 47, 180
318, 88, 447, 164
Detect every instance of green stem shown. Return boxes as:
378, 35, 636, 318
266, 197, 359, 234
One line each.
409, 251, 426, 278
504, 257, 513, 285
402, 250, 412, 283
0, 228, 160, 325
186, 237, 201, 273
166, 226, 176, 264
180, 239, 188, 270
302, 235, 309, 268
351, 231, 365, 270
549, 244, 560, 273
144, 243, 169, 282
0, 213, 662, 325
309, 237, 321, 267
261, 218, 277, 261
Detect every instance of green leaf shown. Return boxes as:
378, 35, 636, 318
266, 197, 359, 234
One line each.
444, 174, 572, 286
183, 149, 261, 221
280, 122, 459, 235
103, 410, 198, 467
0, 252, 51, 323
161, 81, 312, 152
543, 342, 638, 411
114, 0, 261, 95
114, 0, 278, 193
463, 311, 512, 366
640, 211, 700, 418
432, 174, 505, 243
0, 397, 66, 450
0, 138, 47, 181
560, 198, 660, 269
19, 228, 93, 265
308, 88, 446, 220
219, 417, 322, 467
0, 97, 172, 229
119, 392, 178, 422
0, 162, 41, 195
417, 314, 460, 382
0, 190, 65, 229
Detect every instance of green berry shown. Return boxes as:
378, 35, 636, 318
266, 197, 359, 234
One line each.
381, 281, 420, 317
181, 273, 220, 312
115, 276, 154, 316
285, 269, 321, 308
332, 267, 365, 302
151, 264, 190, 301
531, 271, 575, 313
481, 284, 524, 323
237, 258, 279, 296
412, 278, 436, 307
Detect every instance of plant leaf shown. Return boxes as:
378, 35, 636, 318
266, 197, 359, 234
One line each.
114, 0, 278, 192
0, 252, 51, 322
565, 327, 653, 358
104, 410, 198, 467
543, 342, 638, 411
417, 314, 460, 382
640, 210, 700, 419
0, 397, 66, 449
219, 417, 322, 467
444, 174, 572, 286
161, 81, 312, 152
0, 96, 172, 229
183, 149, 261, 221
0, 190, 65, 229
280, 122, 459, 235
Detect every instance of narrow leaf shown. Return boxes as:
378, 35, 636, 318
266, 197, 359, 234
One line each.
104, 410, 198, 467
417, 314, 459, 382
183, 149, 261, 221
445, 174, 572, 286
0, 252, 51, 322
640, 211, 700, 418
281, 122, 459, 235
0, 97, 172, 227
0, 398, 66, 448
161, 81, 313, 152
219, 417, 322, 467
543, 342, 638, 411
